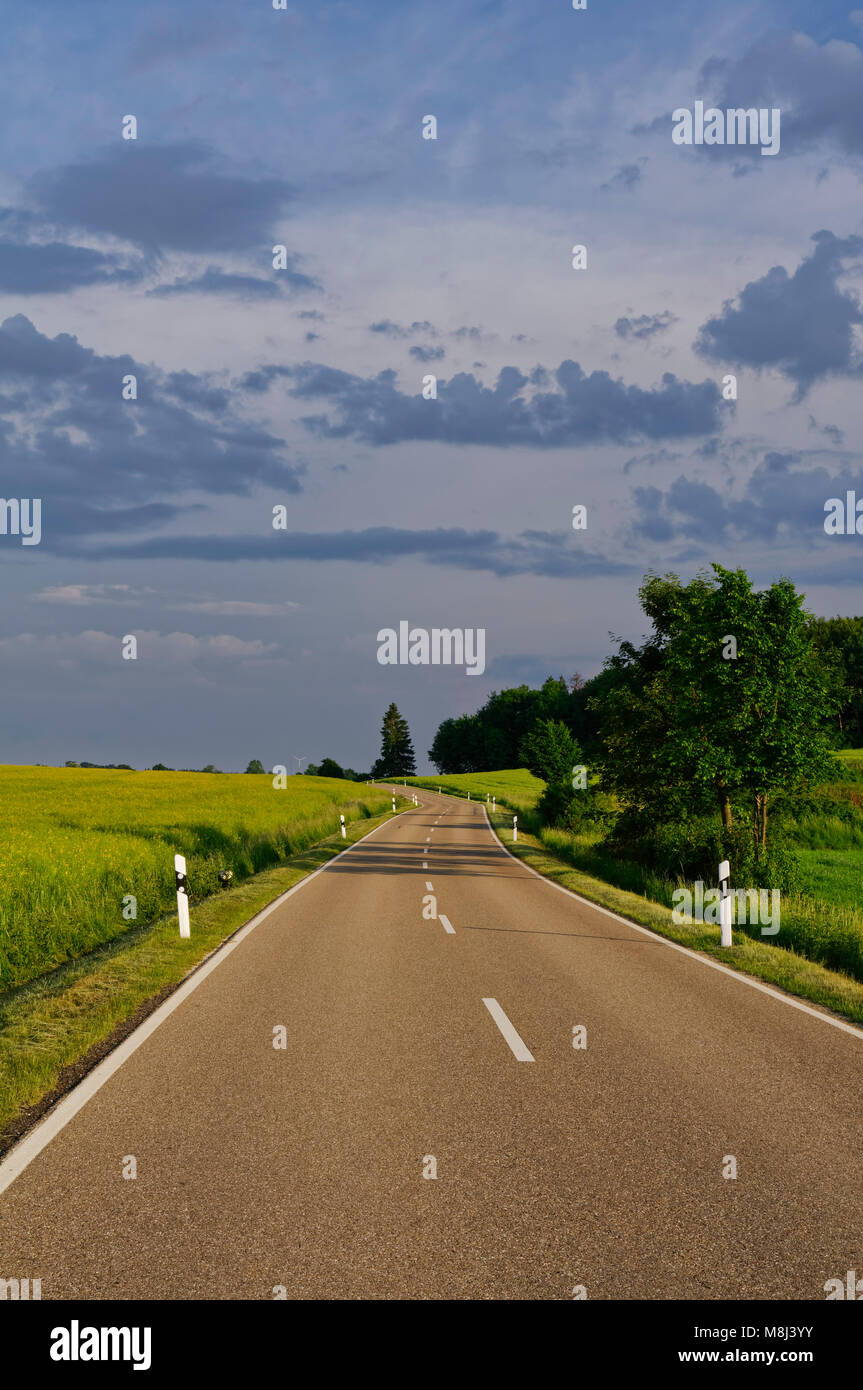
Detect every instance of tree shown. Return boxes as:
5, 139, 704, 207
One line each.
371, 703, 416, 777
809, 616, 863, 746
598, 565, 837, 860
318, 757, 345, 779
519, 719, 581, 785
245, 759, 266, 774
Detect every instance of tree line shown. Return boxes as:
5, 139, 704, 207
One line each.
428, 565, 863, 886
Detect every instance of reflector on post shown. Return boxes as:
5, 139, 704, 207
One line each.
174, 853, 190, 938
718, 858, 732, 948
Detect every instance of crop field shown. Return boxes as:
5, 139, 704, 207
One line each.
0, 767, 394, 991
404, 769, 544, 813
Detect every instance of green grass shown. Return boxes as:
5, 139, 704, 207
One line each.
797, 849, 863, 907
405, 768, 544, 814
0, 804, 401, 1148
0, 767, 395, 991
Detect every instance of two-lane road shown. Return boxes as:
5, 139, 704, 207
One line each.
1, 791, 861, 1299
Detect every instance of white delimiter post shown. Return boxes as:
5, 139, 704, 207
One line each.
513, 815, 518, 843
718, 859, 732, 947
392, 796, 396, 813
174, 854, 190, 938
340, 814, 346, 839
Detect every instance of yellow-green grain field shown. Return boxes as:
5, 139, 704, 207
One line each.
0, 767, 392, 991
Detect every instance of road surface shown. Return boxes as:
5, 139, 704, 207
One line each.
1, 791, 861, 1299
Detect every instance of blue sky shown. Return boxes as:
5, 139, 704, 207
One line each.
1, 0, 863, 771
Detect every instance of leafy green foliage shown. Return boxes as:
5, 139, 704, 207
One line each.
597, 566, 838, 861
518, 719, 581, 785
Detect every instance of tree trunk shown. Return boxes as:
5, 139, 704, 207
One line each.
717, 783, 733, 828
753, 793, 768, 858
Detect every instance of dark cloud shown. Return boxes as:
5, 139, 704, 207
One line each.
0, 314, 301, 543
622, 447, 683, 474
148, 266, 304, 299
60, 525, 638, 579
615, 310, 677, 341
695, 231, 863, 396
30, 142, 293, 252
409, 344, 445, 362
633, 449, 863, 545
267, 359, 722, 446
701, 29, 863, 159
0, 239, 147, 293
369, 319, 438, 338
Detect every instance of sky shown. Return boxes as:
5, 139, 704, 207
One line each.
1, 0, 863, 772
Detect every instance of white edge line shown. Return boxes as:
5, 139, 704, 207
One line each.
474, 801, 863, 1042
438, 913, 456, 935
482, 997, 534, 1061
0, 808, 411, 1198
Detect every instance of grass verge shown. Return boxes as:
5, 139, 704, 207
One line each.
0, 803, 405, 1155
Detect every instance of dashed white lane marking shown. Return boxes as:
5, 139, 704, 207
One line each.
425, 881, 434, 890
425, 837, 431, 842
482, 998, 535, 1061
423, 861, 429, 869
439, 913, 456, 935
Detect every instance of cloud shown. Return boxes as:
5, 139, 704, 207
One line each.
0, 314, 302, 544
0, 630, 281, 671
600, 160, 646, 192
30, 141, 293, 252
369, 319, 438, 338
148, 266, 306, 299
694, 230, 863, 395
29, 587, 297, 617
0, 237, 147, 293
808, 414, 844, 446
31, 584, 152, 605
700, 29, 863, 159
169, 600, 300, 616
61, 524, 639, 580
631, 449, 863, 546
615, 311, 677, 341
409, 344, 445, 362
267, 358, 722, 446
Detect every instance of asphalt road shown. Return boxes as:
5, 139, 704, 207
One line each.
1, 791, 861, 1300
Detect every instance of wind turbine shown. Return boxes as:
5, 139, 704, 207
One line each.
292, 755, 307, 774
